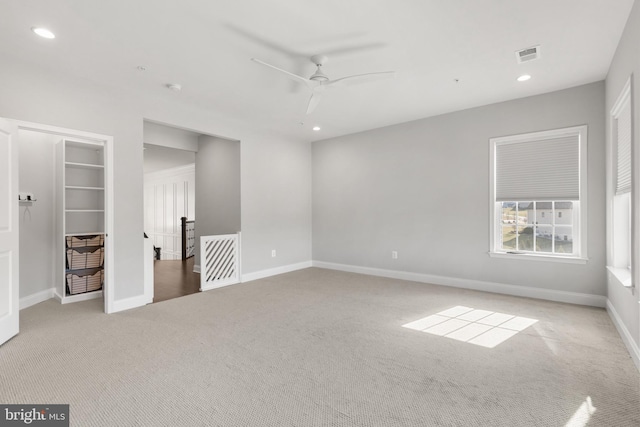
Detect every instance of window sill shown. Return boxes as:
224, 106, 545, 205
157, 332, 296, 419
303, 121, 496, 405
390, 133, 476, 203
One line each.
606, 266, 632, 288
489, 251, 588, 264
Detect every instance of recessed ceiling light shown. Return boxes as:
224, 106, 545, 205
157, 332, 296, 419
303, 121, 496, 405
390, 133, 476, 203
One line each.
312, 126, 321, 131
31, 27, 55, 39
517, 74, 531, 82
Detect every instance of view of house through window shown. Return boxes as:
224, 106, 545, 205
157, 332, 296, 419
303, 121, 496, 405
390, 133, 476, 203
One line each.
500, 201, 575, 254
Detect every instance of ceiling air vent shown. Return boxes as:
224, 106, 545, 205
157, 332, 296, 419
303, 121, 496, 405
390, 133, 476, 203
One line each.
515, 45, 540, 63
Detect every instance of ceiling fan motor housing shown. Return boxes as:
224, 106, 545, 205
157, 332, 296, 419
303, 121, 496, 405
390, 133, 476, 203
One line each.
309, 54, 329, 81
310, 66, 329, 82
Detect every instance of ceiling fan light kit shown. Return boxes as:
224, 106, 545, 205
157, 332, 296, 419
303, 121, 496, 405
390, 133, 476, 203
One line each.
251, 55, 395, 114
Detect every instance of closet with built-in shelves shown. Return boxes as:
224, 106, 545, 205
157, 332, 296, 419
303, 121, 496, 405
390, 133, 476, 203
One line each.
56, 139, 106, 303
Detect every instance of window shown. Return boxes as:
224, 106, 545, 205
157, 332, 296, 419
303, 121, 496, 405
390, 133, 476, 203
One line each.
499, 201, 576, 255
489, 126, 587, 261
608, 78, 633, 287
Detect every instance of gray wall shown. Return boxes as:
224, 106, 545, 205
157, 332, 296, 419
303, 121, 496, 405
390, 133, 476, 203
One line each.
0, 61, 144, 302
18, 130, 57, 298
143, 121, 198, 173
606, 0, 640, 353
313, 82, 606, 296
241, 134, 312, 272
143, 121, 199, 152
194, 135, 241, 266
0, 56, 312, 303
143, 145, 195, 173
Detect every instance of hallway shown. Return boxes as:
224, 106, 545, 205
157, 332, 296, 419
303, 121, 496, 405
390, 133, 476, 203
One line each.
153, 257, 200, 303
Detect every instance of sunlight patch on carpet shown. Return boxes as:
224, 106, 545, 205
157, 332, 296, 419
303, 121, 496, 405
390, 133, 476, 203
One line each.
403, 306, 538, 348
564, 396, 596, 427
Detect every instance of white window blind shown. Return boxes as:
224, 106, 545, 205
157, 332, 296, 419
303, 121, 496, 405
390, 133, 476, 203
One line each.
495, 134, 580, 201
615, 100, 632, 195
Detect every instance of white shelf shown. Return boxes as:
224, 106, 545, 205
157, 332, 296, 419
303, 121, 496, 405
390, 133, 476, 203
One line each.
65, 161, 104, 170
65, 140, 104, 149
60, 290, 103, 304
58, 138, 107, 304
66, 185, 104, 191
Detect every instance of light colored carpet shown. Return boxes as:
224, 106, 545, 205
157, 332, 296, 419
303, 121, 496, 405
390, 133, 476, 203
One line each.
1, 268, 638, 426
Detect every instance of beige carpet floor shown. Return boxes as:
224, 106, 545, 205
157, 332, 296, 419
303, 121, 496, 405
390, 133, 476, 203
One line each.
1, 268, 639, 426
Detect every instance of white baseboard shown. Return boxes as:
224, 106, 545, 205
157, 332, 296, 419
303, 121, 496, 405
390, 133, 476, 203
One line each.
60, 290, 103, 304
109, 294, 152, 313
312, 261, 607, 308
606, 300, 640, 371
20, 288, 55, 310
193, 264, 201, 274
241, 261, 313, 283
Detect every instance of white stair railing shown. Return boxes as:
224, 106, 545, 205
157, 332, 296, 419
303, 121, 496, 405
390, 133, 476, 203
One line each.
200, 233, 240, 291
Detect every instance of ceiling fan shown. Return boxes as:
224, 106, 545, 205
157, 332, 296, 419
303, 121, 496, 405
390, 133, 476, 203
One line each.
251, 55, 395, 114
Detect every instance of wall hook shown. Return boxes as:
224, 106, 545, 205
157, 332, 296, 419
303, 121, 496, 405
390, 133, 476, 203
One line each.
18, 193, 37, 202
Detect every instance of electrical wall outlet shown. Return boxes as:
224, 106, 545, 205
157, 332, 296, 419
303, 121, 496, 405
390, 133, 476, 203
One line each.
392, 251, 398, 259
271, 249, 276, 257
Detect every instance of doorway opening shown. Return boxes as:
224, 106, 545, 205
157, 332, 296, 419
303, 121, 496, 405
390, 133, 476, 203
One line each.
16, 121, 114, 313
144, 142, 198, 303
143, 121, 241, 304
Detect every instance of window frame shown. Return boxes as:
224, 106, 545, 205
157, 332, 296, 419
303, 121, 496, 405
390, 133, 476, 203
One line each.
489, 125, 588, 263
607, 77, 634, 288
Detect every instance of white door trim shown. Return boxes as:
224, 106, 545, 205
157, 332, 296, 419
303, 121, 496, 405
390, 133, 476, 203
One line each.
13, 120, 115, 314
0, 118, 19, 346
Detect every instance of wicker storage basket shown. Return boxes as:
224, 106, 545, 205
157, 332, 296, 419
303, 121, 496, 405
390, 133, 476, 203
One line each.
66, 270, 103, 295
66, 235, 104, 248
66, 247, 104, 269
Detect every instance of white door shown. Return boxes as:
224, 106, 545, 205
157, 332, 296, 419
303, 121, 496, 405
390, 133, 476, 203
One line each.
0, 118, 19, 346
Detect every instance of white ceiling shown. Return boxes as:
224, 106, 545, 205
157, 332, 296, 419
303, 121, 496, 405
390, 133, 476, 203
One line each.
2, 0, 635, 142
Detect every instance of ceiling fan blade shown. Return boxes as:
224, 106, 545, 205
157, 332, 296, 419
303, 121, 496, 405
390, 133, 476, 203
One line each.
306, 89, 324, 115
322, 42, 387, 57
326, 71, 396, 87
227, 24, 306, 59
251, 58, 311, 88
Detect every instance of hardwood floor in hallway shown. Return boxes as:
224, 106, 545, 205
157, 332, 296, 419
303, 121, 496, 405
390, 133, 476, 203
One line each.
153, 257, 200, 303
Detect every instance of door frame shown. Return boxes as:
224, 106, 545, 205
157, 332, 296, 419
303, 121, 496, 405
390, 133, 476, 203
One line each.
15, 120, 115, 314
0, 118, 18, 346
